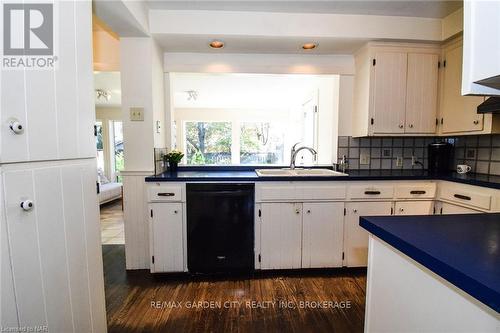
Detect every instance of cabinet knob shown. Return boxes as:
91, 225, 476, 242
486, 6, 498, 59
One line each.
20, 200, 34, 211
174, 210, 178, 214
399, 208, 404, 212
9, 120, 23, 134
306, 209, 311, 214
295, 209, 300, 215
353, 209, 358, 213
399, 124, 404, 129
409, 124, 414, 128
473, 120, 479, 125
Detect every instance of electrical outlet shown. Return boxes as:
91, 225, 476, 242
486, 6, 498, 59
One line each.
396, 156, 403, 167
360, 152, 370, 165
130, 107, 144, 121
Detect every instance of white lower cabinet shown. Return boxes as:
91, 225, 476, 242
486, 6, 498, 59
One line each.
344, 201, 393, 267
302, 202, 344, 268
149, 203, 184, 272
260, 203, 302, 269
395, 201, 435, 215
439, 202, 481, 214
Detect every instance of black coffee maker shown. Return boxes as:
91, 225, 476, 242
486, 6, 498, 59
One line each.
428, 142, 453, 174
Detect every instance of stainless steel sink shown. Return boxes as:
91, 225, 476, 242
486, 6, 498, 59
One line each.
255, 168, 348, 177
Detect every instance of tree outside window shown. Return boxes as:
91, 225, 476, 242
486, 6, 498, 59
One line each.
185, 122, 232, 165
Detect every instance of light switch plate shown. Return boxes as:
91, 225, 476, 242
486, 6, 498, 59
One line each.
130, 107, 144, 121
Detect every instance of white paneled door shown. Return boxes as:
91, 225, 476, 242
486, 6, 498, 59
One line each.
344, 201, 393, 267
1, 159, 106, 332
0, 0, 95, 163
371, 52, 407, 134
260, 203, 302, 269
150, 203, 184, 272
301, 202, 344, 268
405, 53, 439, 134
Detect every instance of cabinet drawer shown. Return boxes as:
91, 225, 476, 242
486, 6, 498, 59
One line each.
148, 186, 183, 202
394, 184, 436, 199
440, 188, 491, 210
298, 185, 346, 200
348, 185, 394, 199
259, 185, 297, 201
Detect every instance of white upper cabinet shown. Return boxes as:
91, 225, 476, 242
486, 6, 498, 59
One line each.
353, 43, 440, 137
462, 0, 500, 95
1, 1, 96, 163
439, 39, 500, 135
405, 53, 439, 134
371, 52, 407, 134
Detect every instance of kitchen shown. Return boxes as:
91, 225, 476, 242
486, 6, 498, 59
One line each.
1, 1, 499, 332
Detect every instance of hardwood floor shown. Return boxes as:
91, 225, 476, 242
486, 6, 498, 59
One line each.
103, 245, 367, 333
100, 200, 124, 244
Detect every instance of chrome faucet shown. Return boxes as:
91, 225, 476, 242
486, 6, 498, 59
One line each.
290, 142, 318, 170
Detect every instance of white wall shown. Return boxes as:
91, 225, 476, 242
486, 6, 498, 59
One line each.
338, 75, 355, 137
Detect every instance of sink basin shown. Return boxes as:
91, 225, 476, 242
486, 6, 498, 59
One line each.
294, 169, 348, 177
255, 168, 348, 177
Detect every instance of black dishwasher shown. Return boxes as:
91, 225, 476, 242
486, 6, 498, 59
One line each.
186, 183, 254, 274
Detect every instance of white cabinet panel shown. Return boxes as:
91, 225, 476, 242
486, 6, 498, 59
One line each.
372, 52, 407, 134
302, 202, 344, 268
2, 160, 106, 332
345, 201, 392, 267
441, 42, 485, 134
0, 1, 95, 163
150, 203, 184, 272
405, 53, 438, 134
440, 202, 480, 215
0, 168, 19, 328
260, 203, 302, 269
395, 201, 434, 215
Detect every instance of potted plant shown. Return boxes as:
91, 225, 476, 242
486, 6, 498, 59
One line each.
164, 150, 184, 174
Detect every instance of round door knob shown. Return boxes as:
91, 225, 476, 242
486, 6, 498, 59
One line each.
473, 120, 479, 125
20, 200, 34, 211
399, 124, 404, 129
409, 124, 414, 128
9, 120, 23, 134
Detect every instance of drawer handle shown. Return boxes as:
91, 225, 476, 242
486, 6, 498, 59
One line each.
158, 192, 175, 197
364, 191, 381, 195
410, 190, 426, 195
454, 194, 471, 201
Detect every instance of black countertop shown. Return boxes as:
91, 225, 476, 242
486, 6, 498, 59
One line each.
145, 167, 500, 189
360, 214, 500, 313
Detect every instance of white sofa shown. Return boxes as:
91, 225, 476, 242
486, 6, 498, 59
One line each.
98, 182, 122, 205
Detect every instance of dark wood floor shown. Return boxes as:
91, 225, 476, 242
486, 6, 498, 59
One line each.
103, 245, 367, 333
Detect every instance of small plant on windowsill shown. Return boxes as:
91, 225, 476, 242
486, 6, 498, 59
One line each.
164, 150, 184, 174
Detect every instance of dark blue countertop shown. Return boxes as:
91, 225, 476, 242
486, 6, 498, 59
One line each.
360, 214, 500, 313
145, 167, 500, 189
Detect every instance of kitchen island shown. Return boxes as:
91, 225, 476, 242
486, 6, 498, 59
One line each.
360, 214, 500, 332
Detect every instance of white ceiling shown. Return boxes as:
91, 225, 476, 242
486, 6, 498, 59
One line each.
146, 1, 462, 19
172, 73, 335, 109
94, 71, 122, 107
153, 35, 368, 54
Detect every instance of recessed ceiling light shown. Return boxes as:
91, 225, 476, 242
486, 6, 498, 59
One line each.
209, 40, 224, 49
302, 43, 318, 50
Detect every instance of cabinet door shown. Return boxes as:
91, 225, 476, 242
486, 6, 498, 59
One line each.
260, 203, 302, 269
440, 202, 480, 215
371, 52, 407, 134
302, 202, 344, 268
441, 43, 485, 134
405, 53, 439, 134
395, 201, 434, 215
150, 203, 184, 272
345, 201, 393, 267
